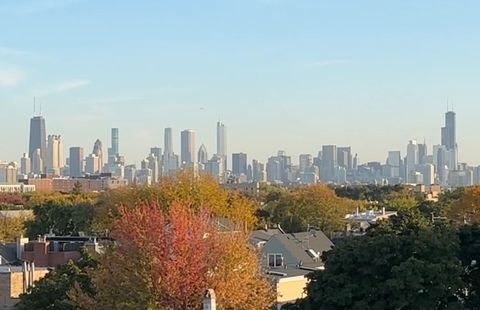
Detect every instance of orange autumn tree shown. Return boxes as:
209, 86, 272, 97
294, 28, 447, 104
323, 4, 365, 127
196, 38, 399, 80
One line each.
78, 202, 274, 310
92, 170, 257, 233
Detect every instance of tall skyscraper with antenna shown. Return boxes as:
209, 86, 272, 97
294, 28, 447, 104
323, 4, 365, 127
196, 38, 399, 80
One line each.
29, 102, 46, 173
441, 110, 457, 170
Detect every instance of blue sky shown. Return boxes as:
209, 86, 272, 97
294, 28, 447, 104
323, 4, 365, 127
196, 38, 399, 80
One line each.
1, 0, 480, 166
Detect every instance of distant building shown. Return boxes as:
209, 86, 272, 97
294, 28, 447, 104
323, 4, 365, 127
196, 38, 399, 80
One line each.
29, 115, 46, 172
299, 154, 313, 172
217, 121, 227, 169
321, 145, 337, 183
0, 162, 18, 184
181, 129, 195, 165
69, 147, 84, 178
232, 153, 247, 178
46, 135, 63, 176
198, 144, 208, 165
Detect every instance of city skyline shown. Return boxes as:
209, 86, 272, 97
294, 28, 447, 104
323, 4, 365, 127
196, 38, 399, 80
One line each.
2, 1, 480, 165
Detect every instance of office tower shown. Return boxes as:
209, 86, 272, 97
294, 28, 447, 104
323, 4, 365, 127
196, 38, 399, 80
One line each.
418, 142, 427, 165
232, 153, 248, 177
198, 144, 208, 165
266, 157, 282, 183
150, 147, 163, 177
216, 121, 227, 168
85, 154, 100, 174
124, 165, 136, 185
321, 145, 337, 182
138, 160, 153, 186
32, 149, 43, 175
69, 147, 84, 177
146, 153, 159, 183
406, 140, 419, 182
205, 154, 225, 183
421, 164, 435, 186
337, 147, 353, 171
92, 139, 103, 171
436, 145, 449, 185
108, 128, 119, 165
252, 159, 265, 182
20, 153, 31, 175
247, 164, 253, 182
29, 115, 46, 172
386, 151, 401, 178
164, 128, 173, 156
181, 129, 195, 164
299, 154, 313, 172
441, 111, 457, 170
0, 162, 17, 184
46, 135, 63, 175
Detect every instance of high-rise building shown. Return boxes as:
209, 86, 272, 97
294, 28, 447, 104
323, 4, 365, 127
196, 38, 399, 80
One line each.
20, 153, 31, 175
386, 151, 401, 178
299, 154, 313, 172
164, 128, 173, 156
321, 145, 337, 182
146, 153, 159, 183
198, 144, 208, 165
108, 128, 119, 165
252, 159, 265, 182
69, 147, 84, 178
46, 135, 63, 175
85, 154, 100, 175
216, 122, 227, 168
337, 147, 352, 171
418, 142, 427, 165
232, 153, 247, 177
0, 162, 18, 184
181, 129, 195, 164
29, 116, 46, 172
205, 154, 224, 183
406, 140, 419, 182
92, 139, 103, 172
441, 111, 457, 170
32, 149, 43, 175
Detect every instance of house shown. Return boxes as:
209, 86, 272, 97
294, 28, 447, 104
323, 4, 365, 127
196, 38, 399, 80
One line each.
250, 227, 334, 308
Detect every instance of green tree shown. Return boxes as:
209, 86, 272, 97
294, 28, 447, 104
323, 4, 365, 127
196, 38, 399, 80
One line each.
25, 201, 94, 237
297, 213, 464, 310
458, 224, 480, 309
15, 249, 97, 310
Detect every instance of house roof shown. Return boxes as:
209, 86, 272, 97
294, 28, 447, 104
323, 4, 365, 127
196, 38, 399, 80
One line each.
0, 243, 17, 265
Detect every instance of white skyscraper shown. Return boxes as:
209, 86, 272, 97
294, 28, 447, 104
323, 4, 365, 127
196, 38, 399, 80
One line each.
46, 134, 63, 176
216, 121, 227, 168
20, 153, 31, 175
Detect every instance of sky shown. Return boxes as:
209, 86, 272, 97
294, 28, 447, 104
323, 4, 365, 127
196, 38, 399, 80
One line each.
1, 0, 480, 166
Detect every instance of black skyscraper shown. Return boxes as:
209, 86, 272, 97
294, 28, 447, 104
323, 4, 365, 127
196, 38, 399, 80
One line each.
29, 116, 46, 166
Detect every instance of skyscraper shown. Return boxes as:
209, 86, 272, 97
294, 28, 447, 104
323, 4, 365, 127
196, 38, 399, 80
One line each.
108, 128, 119, 165
32, 149, 43, 175
441, 111, 457, 170
20, 153, 31, 175
198, 144, 208, 165
216, 122, 227, 168
69, 147, 84, 177
337, 147, 352, 171
164, 128, 173, 156
406, 140, 419, 183
29, 116, 46, 172
181, 129, 195, 164
92, 139, 103, 171
299, 154, 313, 172
232, 153, 247, 177
321, 145, 337, 182
46, 134, 63, 175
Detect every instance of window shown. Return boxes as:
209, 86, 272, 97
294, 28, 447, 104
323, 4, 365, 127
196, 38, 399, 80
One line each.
268, 253, 284, 268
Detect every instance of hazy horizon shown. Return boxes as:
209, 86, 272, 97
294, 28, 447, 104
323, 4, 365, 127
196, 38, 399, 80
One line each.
2, 1, 480, 166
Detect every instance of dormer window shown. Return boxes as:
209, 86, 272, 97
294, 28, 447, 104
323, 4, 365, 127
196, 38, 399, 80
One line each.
268, 253, 284, 268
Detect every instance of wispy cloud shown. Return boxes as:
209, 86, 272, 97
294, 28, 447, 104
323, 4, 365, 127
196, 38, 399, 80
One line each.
34, 79, 91, 96
310, 59, 349, 67
0, 47, 30, 56
54, 79, 91, 93
0, 70, 24, 87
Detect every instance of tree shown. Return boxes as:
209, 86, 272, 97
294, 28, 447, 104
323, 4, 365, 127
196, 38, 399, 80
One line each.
15, 249, 97, 310
458, 224, 480, 309
77, 202, 273, 310
25, 201, 94, 238
93, 171, 258, 234
265, 184, 356, 234
448, 186, 480, 225
297, 213, 464, 310
0, 215, 30, 242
